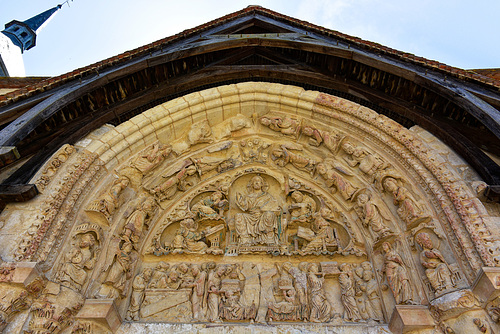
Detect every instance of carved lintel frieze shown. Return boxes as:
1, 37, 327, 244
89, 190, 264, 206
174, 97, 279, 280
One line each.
75, 299, 121, 333
472, 267, 500, 304
388, 305, 435, 334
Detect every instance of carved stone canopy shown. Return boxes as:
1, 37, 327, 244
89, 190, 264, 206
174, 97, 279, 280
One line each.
0, 82, 498, 333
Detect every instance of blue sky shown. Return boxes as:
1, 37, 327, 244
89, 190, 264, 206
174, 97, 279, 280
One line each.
1, 0, 498, 77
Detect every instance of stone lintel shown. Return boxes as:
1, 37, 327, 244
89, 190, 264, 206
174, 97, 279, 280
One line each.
76, 299, 122, 333
389, 305, 435, 334
472, 267, 500, 303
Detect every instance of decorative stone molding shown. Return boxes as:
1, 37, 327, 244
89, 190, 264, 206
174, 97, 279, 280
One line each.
388, 305, 435, 334
75, 299, 121, 333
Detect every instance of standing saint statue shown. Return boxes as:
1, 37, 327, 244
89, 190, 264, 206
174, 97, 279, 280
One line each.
234, 175, 281, 246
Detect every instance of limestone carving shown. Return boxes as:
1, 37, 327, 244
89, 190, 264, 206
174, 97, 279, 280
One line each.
302, 125, 345, 153
300, 206, 339, 254
339, 263, 362, 322
96, 241, 136, 299
86, 176, 129, 225
239, 138, 270, 163
382, 177, 431, 228
381, 241, 415, 305
415, 232, 456, 295
170, 218, 209, 254
172, 120, 213, 154
0, 288, 29, 331
234, 175, 281, 246
149, 162, 198, 202
214, 114, 252, 139
191, 191, 228, 219
288, 190, 316, 224
260, 113, 301, 137
307, 263, 333, 322
121, 196, 157, 247
35, 144, 76, 192
341, 141, 389, 178
271, 144, 317, 176
317, 159, 359, 201
354, 192, 392, 243
358, 262, 384, 322
126, 268, 153, 321
56, 224, 100, 292
26, 282, 84, 334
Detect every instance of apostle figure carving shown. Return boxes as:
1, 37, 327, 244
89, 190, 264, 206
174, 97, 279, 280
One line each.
339, 263, 362, 322
207, 265, 225, 322
415, 232, 455, 295
382, 177, 430, 228
234, 175, 281, 246
300, 206, 338, 254
190, 264, 207, 322
97, 241, 135, 299
86, 176, 129, 222
288, 190, 316, 223
126, 268, 153, 321
57, 232, 97, 291
171, 218, 208, 254
359, 262, 384, 322
381, 242, 414, 305
191, 191, 228, 219
307, 263, 333, 323
122, 197, 156, 246
354, 193, 392, 242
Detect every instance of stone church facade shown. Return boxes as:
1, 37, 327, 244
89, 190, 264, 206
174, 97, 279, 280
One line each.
0, 6, 498, 334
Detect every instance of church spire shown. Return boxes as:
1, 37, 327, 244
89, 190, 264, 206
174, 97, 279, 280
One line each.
1, 4, 63, 53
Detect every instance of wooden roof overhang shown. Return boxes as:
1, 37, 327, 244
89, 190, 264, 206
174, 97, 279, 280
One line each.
0, 7, 499, 204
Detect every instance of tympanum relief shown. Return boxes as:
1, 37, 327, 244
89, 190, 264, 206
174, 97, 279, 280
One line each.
3, 85, 487, 333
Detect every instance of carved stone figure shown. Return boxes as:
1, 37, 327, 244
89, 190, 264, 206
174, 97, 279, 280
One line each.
191, 191, 228, 219
302, 125, 345, 153
360, 262, 383, 322
301, 207, 337, 253
148, 262, 170, 288
214, 114, 252, 139
57, 232, 97, 291
267, 264, 300, 321
122, 197, 156, 246
191, 155, 238, 175
97, 241, 135, 299
190, 264, 207, 321
86, 176, 129, 221
261, 114, 300, 137
341, 141, 389, 177
126, 268, 153, 321
317, 159, 359, 201
415, 232, 455, 294
151, 165, 197, 201
171, 218, 209, 254
172, 120, 213, 154
271, 145, 317, 176
207, 265, 225, 322
382, 177, 430, 228
354, 193, 392, 242
234, 175, 281, 246
339, 263, 362, 322
381, 242, 414, 304
131, 141, 172, 175
307, 263, 332, 323
288, 190, 316, 223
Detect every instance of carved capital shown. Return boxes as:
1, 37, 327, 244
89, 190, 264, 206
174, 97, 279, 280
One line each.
75, 299, 121, 333
388, 305, 435, 334
472, 267, 500, 303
